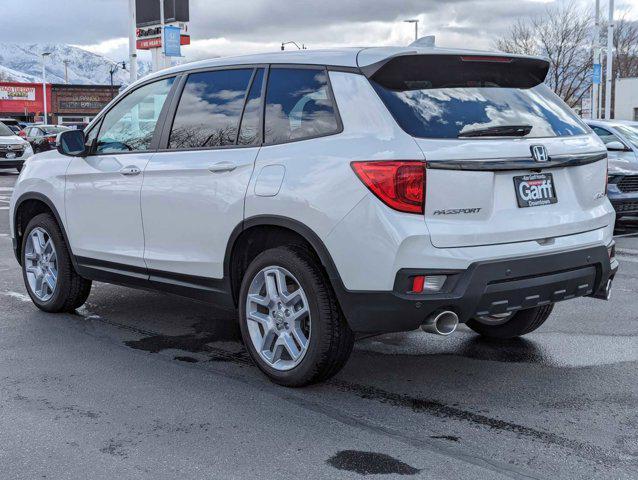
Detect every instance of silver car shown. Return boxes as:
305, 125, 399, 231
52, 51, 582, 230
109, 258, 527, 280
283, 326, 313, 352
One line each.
587, 119, 638, 218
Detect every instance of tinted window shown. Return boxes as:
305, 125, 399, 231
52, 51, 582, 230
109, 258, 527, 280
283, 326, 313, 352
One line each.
616, 125, 638, 149
264, 68, 340, 144
373, 83, 588, 139
96, 78, 174, 154
0, 122, 13, 136
592, 126, 620, 146
169, 69, 253, 149
237, 69, 264, 146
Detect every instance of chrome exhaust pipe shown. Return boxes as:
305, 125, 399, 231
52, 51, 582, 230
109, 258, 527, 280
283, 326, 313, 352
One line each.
421, 310, 459, 336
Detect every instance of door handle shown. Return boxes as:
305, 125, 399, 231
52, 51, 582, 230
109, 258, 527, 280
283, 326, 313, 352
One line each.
208, 162, 237, 173
120, 165, 141, 176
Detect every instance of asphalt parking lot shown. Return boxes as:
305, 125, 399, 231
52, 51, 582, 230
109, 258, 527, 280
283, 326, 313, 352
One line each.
1, 170, 637, 479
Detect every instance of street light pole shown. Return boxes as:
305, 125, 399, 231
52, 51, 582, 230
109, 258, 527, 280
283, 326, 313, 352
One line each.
63, 60, 70, 84
404, 19, 419, 42
128, 0, 138, 82
159, 0, 166, 69
605, 0, 614, 119
592, 0, 600, 119
41, 52, 51, 124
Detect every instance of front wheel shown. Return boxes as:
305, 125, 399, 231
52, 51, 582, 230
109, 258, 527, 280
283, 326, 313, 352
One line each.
466, 304, 554, 339
21, 213, 92, 313
238, 246, 354, 387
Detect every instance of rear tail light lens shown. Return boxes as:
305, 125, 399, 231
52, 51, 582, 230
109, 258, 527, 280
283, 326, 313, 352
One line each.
351, 161, 425, 214
47, 136, 56, 143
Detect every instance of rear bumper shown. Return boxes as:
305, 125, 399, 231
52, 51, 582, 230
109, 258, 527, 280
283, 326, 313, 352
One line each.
336, 245, 617, 333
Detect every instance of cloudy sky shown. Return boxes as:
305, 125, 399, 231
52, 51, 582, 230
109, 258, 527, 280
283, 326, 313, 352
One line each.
3, 0, 638, 63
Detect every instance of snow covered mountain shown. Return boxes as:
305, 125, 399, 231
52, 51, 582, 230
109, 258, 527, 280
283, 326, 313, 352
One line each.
0, 43, 151, 86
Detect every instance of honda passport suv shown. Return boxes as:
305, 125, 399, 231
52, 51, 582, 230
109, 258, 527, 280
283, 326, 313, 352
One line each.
10, 45, 618, 386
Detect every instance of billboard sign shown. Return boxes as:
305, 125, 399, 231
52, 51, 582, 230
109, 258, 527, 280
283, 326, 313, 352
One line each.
136, 0, 189, 27
164, 25, 181, 57
0, 85, 36, 101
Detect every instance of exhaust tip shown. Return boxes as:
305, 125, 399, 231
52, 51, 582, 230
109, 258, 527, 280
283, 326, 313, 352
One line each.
421, 310, 459, 336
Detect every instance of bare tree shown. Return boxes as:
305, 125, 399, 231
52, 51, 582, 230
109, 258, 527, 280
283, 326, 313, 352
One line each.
495, 1, 593, 108
611, 14, 638, 79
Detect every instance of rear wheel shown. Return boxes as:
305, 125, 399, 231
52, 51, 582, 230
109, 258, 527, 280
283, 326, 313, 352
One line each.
466, 304, 553, 339
238, 246, 354, 387
21, 213, 92, 313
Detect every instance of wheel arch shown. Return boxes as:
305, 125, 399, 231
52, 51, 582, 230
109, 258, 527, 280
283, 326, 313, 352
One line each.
224, 216, 346, 306
13, 192, 75, 268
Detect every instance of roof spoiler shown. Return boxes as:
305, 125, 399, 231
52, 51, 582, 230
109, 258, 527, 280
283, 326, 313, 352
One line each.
361, 53, 550, 90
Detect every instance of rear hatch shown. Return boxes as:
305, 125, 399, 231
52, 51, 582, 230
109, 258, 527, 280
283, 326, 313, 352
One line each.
366, 52, 609, 248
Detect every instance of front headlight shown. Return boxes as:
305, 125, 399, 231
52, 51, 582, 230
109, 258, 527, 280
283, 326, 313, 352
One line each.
23, 143, 33, 157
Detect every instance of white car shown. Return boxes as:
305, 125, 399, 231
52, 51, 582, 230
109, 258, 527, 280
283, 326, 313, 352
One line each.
0, 121, 33, 172
586, 119, 638, 218
10, 45, 617, 386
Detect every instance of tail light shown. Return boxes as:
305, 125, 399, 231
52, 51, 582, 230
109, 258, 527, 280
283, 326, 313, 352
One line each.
351, 161, 425, 214
18, 130, 26, 138
47, 136, 56, 144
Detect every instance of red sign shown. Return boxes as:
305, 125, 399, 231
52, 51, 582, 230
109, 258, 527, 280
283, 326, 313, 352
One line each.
137, 34, 190, 50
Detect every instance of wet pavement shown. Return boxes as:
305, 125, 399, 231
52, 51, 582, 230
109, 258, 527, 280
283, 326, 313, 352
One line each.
0, 170, 637, 479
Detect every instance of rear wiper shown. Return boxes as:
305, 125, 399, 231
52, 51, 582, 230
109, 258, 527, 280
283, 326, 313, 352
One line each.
458, 125, 533, 138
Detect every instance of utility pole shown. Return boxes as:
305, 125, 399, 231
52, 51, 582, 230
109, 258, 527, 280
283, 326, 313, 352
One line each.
128, 0, 138, 82
591, 0, 600, 119
41, 52, 51, 124
605, 0, 614, 119
63, 60, 70, 84
404, 19, 419, 42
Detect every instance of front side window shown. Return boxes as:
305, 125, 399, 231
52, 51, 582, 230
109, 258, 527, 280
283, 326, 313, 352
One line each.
615, 125, 638, 150
264, 68, 340, 145
592, 126, 622, 146
169, 69, 254, 149
96, 78, 174, 154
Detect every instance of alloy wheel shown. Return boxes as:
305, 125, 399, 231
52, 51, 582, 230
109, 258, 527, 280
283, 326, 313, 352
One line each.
24, 227, 58, 302
245, 266, 311, 371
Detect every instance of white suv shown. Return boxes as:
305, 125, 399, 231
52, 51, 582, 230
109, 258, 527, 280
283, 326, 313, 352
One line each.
10, 46, 618, 386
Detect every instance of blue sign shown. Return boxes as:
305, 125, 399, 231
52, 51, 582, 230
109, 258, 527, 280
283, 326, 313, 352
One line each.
593, 64, 602, 85
164, 25, 181, 57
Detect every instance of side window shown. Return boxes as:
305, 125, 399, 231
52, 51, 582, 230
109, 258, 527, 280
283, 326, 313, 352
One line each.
96, 78, 174, 154
168, 69, 254, 149
237, 69, 265, 146
264, 67, 340, 145
84, 122, 99, 151
592, 126, 620, 146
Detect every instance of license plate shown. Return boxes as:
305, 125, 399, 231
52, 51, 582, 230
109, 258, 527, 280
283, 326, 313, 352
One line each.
513, 173, 557, 208
5, 152, 16, 159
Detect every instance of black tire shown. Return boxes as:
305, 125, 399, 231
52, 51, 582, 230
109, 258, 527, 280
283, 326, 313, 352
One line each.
466, 304, 554, 339
21, 213, 92, 313
238, 246, 354, 387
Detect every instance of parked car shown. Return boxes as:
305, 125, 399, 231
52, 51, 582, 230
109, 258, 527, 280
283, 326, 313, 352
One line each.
10, 46, 617, 386
586, 119, 638, 218
0, 121, 33, 172
24, 125, 70, 153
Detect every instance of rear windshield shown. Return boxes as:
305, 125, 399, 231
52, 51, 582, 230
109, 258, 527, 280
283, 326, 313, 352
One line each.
371, 55, 588, 139
42, 126, 69, 135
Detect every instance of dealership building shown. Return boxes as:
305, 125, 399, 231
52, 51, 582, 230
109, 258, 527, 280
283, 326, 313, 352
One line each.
0, 82, 120, 126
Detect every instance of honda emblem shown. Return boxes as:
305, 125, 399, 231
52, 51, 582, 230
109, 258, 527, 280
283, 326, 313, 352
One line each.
531, 145, 549, 163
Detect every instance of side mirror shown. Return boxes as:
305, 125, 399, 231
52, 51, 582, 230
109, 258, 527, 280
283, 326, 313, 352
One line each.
57, 130, 87, 157
607, 141, 628, 152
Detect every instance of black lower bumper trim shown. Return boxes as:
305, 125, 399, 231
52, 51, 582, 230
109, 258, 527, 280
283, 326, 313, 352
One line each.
335, 245, 616, 334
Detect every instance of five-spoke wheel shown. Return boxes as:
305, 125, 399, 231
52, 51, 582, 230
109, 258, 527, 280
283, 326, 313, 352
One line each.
24, 227, 58, 301
246, 266, 311, 371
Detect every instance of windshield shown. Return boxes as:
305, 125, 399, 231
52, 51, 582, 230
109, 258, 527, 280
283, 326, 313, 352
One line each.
41, 126, 69, 135
616, 125, 638, 149
373, 83, 588, 139
0, 122, 15, 136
